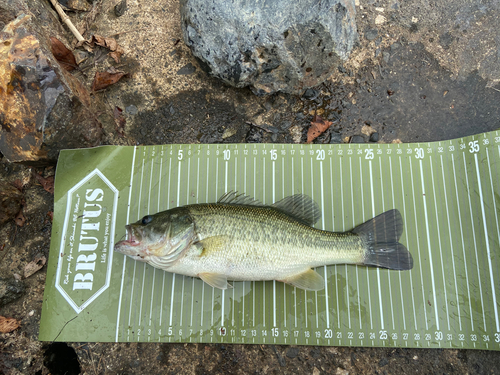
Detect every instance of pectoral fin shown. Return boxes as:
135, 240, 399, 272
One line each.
198, 235, 230, 257
199, 273, 233, 289
281, 269, 324, 291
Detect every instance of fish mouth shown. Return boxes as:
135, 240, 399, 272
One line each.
115, 225, 142, 248
124, 225, 141, 246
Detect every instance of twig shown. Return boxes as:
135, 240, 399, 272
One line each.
487, 86, 500, 93
88, 346, 98, 375
48, 0, 85, 42
377, 62, 385, 79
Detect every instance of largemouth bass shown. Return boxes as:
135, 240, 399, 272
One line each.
114, 192, 413, 290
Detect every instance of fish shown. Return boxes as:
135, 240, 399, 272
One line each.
114, 192, 413, 291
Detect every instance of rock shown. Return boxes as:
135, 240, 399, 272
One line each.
303, 89, 319, 100
350, 135, 365, 143
0, 14, 102, 163
180, 0, 357, 95
364, 28, 378, 41
0, 277, 25, 307
114, 0, 127, 17
378, 357, 389, 367
176, 62, 197, 75
245, 126, 263, 143
286, 347, 300, 358
126, 105, 138, 115
439, 31, 454, 50
330, 132, 343, 143
369, 132, 379, 142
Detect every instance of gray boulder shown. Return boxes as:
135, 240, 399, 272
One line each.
180, 0, 357, 95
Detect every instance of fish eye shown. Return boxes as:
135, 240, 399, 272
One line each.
141, 215, 153, 225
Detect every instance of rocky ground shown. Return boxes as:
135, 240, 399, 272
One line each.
1, 0, 500, 374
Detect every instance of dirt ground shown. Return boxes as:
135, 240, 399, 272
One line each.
1, 0, 500, 374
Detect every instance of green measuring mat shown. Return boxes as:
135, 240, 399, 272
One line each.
39, 130, 500, 350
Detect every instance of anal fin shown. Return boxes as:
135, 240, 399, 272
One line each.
281, 269, 324, 291
199, 273, 233, 290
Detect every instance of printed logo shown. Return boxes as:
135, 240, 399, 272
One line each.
56, 168, 118, 313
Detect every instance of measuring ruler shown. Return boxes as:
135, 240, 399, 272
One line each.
40, 130, 500, 350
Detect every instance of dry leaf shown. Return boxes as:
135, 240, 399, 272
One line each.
15, 208, 25, 227
91, 35, 125, 63
0, 316, 20, 333
11, 179, 24, 192
50, 37, 78, 71
306, 115, 333, 144
114, 106, 126, 136
24, 255, 47, 279
92, 70, 127, 91
33, 172, 55, 194
47, 211, 54, 221
109, 49, 123, 63
92, 35, 125, 62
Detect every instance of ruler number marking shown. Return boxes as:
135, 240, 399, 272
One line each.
316, 149, 325, 160
414, 148, 424, 159
469, 140, 480, 153
365, 149, 374, 159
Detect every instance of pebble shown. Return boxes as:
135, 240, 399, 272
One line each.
369, 132, 379, 142
375, 15, 386, 25
0, 277, 25, 307
303, 89, 319, 100
379, 357, 389, 367
364, 28, 378, 41
330, 132, 343, 144
114, 0, 127, 17
382, 51, 391, 63
286, 347, 300, 358
245, 127, 263, 143
176, 63, 197, 75
350, 135, 365, 143
126, 105, 138, 115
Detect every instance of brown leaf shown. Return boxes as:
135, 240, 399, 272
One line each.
15, 208, 25, 227
50, 37, 78, 71
11, 179, 24, 192
109, 49, 123, 63
0, 316, 20, 333
24, 255, 47, 279
92, 70, 127, 91
91, 35, 125, 62
114, 106, 126, 136
306, 115, 333, 144
47, 211, 54, 221
33, 172, 54, 194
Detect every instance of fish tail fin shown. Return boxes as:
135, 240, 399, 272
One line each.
352, 209, 413, 270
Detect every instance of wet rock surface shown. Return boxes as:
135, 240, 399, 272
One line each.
0, 278, 25, 307
1, 0, 500, 373
0, 13, 102, 164
180, 0, 357, 95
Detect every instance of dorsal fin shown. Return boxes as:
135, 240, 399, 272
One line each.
272, 194, 321, 226
217, 191, 264, 206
